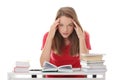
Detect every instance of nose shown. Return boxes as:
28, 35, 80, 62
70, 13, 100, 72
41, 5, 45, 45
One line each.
63, 26, 68, 32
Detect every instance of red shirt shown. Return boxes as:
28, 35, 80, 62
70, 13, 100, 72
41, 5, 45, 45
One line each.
41, 31, 91, 78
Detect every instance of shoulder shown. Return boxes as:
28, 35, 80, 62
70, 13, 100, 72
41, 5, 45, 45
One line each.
44, 32, 49, 37
41, 32, 49, 50
42, 32, 49, 43
83, 30, 91, 50
83, 30, 90, 38
43, 32, 49, 39
84, 30, 89, 35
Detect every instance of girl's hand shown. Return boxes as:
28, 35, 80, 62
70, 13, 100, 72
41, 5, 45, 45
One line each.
49, 18, 60, 39
72, 20, 84, 39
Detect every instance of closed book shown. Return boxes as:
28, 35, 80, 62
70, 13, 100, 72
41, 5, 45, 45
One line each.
82, 65, 106, 69
16, 61, 30, 67
14, 67, 29, 73
81, 68, 107, 73
81, 60, 104, 66
80, 53, 104, 61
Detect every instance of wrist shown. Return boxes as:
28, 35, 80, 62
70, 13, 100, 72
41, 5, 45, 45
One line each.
78, 35, 84, 40
78, 32, 85, 39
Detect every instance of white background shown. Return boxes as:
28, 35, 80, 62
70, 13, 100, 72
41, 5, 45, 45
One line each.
0, 0, 120, 80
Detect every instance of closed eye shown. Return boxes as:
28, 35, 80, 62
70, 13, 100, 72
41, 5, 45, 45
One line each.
68, 24, 74, 27
59, 24, 64, 27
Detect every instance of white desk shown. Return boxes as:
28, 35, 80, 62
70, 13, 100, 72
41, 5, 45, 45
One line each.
8, 70, 106, 80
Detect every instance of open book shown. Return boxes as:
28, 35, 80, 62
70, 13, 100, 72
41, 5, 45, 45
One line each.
42, 61, 73, 72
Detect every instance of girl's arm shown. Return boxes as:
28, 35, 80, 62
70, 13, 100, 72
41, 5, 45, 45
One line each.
72, 20, 90, 54
40, 33, 53, 67
79, 32, 89, 54
40, 19, 60, 67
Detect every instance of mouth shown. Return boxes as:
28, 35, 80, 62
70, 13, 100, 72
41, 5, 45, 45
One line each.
63, 33, 69, 35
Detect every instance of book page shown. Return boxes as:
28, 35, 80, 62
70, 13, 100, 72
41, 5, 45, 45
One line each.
58, 65, 73, 72
42, 61, 58, 72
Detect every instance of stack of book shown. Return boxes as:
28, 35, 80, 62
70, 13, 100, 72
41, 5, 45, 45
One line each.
13, 61, 30, 73
80, 53, 107, 73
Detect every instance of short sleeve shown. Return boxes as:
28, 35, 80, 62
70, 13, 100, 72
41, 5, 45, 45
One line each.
84, 31, 91, 50
41, 32, 49, 50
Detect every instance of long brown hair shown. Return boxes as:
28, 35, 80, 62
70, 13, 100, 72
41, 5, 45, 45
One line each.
52, 7, 83, 55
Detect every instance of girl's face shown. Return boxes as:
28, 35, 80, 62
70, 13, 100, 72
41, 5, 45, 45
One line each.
58, 16, 74, 39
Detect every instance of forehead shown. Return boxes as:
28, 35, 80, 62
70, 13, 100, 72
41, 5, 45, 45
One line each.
59, 16, 72, 24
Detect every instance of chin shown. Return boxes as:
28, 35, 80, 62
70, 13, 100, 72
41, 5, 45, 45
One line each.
62, 35, 69, 38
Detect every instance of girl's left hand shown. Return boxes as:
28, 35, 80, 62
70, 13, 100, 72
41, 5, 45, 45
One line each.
72, 20, 84, 39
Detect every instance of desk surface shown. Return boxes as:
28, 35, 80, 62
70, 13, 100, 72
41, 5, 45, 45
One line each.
8, 69, 106, 80
8, 69, 105, 75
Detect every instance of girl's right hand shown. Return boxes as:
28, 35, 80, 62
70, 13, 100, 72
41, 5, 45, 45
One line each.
49, 18, 60, 39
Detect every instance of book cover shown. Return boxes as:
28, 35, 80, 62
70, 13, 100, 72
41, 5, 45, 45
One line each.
80, 53, 104, 61
81, 53, 105, 56
42, 61, 73, 72
82, 65, 106, 69
81, 68, 107, 73
81, 60, 104, 66
14, 67, 29, 73
16, 61, 30, 67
